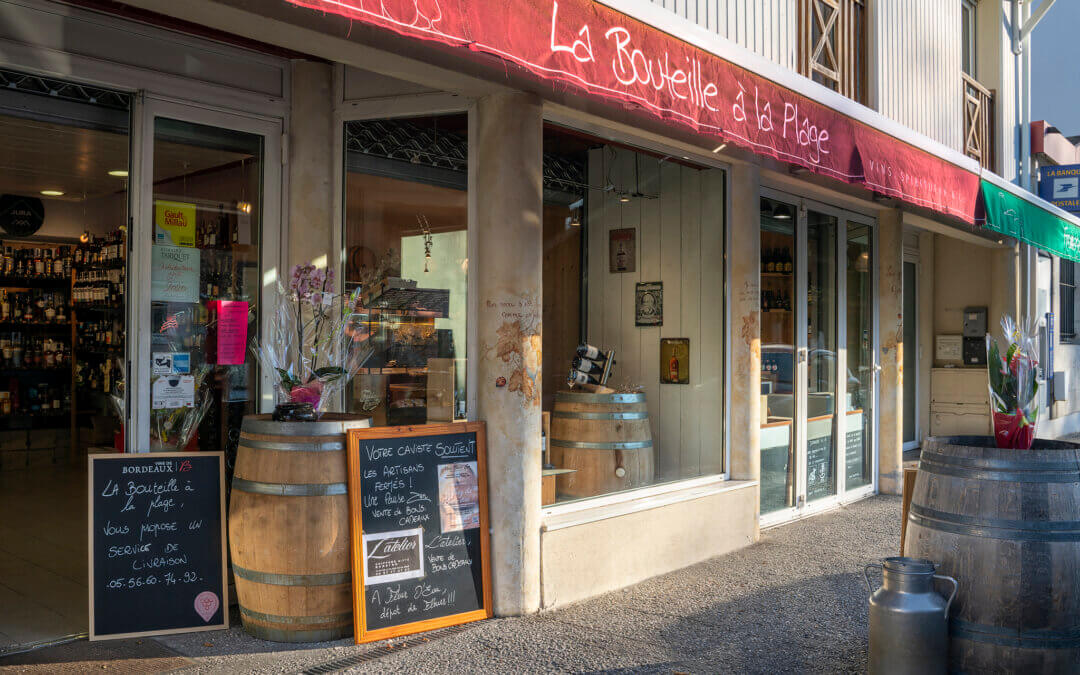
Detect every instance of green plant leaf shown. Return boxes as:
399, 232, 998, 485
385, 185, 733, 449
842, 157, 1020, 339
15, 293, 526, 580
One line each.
314, 366, 345, 378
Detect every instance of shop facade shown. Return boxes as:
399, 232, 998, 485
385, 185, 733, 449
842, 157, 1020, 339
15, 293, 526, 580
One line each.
5, 0, 1079, 646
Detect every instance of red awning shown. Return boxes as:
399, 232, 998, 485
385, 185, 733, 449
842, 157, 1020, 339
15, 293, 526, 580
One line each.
289, 0, 980, 223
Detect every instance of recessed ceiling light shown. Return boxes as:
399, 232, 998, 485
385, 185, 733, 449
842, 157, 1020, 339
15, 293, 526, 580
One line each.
712, 143, 727, 153
40, 190, 64, 196
108, 170, 129, 178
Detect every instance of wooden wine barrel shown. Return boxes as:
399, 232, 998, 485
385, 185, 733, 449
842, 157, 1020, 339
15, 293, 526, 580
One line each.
229, 413, 371, 643
905, 436, 1080, 672
549, 391, 654, 499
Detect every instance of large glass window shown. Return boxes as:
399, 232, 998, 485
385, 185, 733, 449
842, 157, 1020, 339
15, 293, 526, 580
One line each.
544, 125, 726, 504
847, 222, 874, 489
148, 119, 263, 452
342, 115, 468, 425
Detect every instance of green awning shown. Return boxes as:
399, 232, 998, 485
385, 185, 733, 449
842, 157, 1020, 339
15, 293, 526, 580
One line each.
981, 179, 1080, 262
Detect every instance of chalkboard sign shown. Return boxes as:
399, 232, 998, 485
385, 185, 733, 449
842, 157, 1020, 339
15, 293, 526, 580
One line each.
805, 426, 835, 501
88, 453, 228, 640
346, 422, 491, 643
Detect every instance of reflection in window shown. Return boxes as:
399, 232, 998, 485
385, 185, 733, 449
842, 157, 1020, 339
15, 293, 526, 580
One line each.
342, 116, 468, 425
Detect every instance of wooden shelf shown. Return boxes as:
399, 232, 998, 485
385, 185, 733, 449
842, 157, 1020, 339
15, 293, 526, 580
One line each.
0, 276, 72, 289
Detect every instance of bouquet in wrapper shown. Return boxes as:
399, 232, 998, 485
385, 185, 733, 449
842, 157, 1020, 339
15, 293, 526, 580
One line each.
986, 315, 1040, 449
249, 262, 373, 416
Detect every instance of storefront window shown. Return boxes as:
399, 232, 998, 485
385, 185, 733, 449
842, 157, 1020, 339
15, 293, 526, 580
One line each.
342, 115, 468, 424
846, 222, 873, 489
148, 119, 263, 452
543, 125, 726, 504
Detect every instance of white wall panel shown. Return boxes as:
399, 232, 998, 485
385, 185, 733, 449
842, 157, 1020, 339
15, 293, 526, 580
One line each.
586, 147, 725, 480
872, 0, 963, 152
649, 0, 798, 70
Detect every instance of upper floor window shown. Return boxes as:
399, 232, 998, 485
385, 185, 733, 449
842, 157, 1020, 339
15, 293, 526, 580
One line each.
798, 0, 867, 104
962, 0, 977, 77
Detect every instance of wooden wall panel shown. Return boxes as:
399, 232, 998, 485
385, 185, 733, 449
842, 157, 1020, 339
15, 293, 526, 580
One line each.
583, 146, 726, 483
650, 0, 798, 71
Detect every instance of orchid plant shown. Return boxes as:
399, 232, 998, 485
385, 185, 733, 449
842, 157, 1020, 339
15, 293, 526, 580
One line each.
250, 262, 373, 415
986, 314, 1040, 449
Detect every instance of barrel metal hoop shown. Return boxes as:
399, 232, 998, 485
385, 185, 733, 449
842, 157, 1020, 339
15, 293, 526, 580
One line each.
555, 392, 645, 403
909, 505, 1080, 542
239, 438, 344, 452
551, 411, 648, 420
239, 606, 352, 626
910, 503, 1080, 534
233, 564, 351, 586
241, 622, 351, 643
918, 457, 1080, 483
950, 618, 1080, 649
921, 451, 1080, 473
241, 415, 371, 436
549, 439, 653, 450
232, 477, 347, 496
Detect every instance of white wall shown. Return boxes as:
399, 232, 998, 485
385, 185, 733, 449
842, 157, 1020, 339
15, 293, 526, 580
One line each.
873, 0, 963, 154
648, 0, 798, 71
586, 146, 725, 480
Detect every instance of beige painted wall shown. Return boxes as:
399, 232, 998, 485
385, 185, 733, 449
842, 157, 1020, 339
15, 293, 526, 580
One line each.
540, 482, 757, 608
585, 146, 726, 481
876, 209, 903, 494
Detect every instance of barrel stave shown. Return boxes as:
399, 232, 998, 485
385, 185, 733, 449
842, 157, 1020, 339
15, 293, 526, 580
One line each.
228, 414, 369, 642
905, 436, 1080, 671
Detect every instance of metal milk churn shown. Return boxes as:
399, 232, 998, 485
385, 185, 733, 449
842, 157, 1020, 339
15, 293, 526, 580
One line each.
864, 557, 958, 675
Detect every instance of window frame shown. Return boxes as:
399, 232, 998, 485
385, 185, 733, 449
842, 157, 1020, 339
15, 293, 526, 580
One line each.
1061, 258, 1077, 344
797, 0, 868, 105
962, 0, 978, 79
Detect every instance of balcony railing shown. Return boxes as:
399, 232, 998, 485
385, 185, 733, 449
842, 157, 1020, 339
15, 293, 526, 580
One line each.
962, 72, 995, 171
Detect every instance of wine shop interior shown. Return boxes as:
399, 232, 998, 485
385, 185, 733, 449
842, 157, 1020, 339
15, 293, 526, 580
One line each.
0, 83, 263, 648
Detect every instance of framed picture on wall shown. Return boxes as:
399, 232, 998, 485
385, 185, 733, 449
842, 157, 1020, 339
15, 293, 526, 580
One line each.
660, 338, 689, 384
609, 228, 636, 273
635, 282, 663, 326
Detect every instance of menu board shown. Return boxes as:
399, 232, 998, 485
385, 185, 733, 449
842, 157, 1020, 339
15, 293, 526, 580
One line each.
88, 453, 227, 640
805, 429, 835, 501
845, 425, 866, 486
346, 422, 491, 643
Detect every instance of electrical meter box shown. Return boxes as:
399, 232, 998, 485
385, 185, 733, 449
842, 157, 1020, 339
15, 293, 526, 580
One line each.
963, 306, 988, 337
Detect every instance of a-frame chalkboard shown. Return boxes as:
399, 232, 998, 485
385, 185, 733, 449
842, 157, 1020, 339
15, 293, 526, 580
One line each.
346, 422, 492, 643
88, 452, 228, 640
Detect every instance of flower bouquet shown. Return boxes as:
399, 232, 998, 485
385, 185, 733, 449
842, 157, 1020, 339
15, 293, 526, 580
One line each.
986, 314, 1040, 449
249, 262, 373, 418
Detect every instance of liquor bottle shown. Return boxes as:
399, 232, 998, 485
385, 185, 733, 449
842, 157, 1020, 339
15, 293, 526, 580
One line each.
765, 248, 776, 273
568, 368, 600, 387
576, 343, 604, 361
783, 248, 793, 273
572, 356, 604, 375
668, 350, 680, 382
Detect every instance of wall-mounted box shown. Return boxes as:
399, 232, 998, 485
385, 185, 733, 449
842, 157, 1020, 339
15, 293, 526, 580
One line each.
963, 306, 988, 337
936, 335, 963, 362
1054, 370, 1070, 403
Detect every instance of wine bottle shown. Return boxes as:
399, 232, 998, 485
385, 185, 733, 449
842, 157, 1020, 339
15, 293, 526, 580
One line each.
572, 356, 605, 375
576, 343, 604, 361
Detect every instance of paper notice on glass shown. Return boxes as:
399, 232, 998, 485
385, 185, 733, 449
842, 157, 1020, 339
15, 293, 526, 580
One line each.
154, 200, 197, 247
151, 245, 200, 304
152, 375, 195, 410
208, 301, 249, 365
361, 528, 425, 586
437, 462, 480, 532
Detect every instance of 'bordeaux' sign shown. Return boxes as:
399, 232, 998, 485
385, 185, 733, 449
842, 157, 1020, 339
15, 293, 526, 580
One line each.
287, 0, 979, 223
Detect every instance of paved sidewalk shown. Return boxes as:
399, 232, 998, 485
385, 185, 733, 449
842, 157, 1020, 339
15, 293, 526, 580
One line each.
1, 495, 901, 674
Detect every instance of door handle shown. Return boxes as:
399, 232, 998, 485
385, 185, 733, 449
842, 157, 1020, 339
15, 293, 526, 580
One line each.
797, 348, 808, 364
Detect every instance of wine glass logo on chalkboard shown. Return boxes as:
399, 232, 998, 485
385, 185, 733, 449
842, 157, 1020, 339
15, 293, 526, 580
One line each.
194, 591, 220, 623
0, 194, 45, 237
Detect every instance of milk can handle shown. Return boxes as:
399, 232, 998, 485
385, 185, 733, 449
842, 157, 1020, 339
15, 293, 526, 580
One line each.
934, 574, 959, 620
863, 563, 882, 593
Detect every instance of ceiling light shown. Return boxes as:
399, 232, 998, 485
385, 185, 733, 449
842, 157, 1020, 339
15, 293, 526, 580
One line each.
40, 190, 64, 196
80, 230, 90, 243
618, 193, 632, 203
236, 200, 253, 215
772, 204, 793, 220
108, 170, 128, 178
712, 143, 727, 153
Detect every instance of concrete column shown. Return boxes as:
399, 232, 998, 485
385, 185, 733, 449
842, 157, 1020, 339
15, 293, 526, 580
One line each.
877, 209, 903, 494
727, 163, 761, 505
287, 60, 334, 269
473, 93, 543, 616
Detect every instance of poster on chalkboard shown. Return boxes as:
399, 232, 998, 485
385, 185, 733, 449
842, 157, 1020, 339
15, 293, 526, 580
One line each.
346, 422, 492, 643
88, 453, 228, 640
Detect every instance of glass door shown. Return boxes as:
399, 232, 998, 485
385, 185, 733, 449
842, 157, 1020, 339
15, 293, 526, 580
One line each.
131, 98, 281, 455
759, 191, 875, 524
